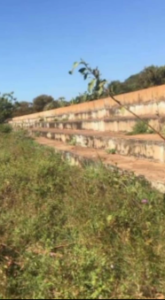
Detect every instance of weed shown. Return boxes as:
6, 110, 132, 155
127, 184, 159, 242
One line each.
128, 120, 154, 135
147, 128, 155, 134
132, 120, 149, 134
0, 132, 164, 299
106, 148, 116, 154
69, 136, 77, 146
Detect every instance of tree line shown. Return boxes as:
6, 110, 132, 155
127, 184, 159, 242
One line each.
1, 64, 165, 122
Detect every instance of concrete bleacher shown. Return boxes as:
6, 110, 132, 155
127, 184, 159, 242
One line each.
10, 84, 165, 192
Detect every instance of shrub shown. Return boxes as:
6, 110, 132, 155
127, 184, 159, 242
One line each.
0, 124, 12, 133
132, 120, 149, 134
69, 136, 77, 146
106, 148, 116, 154
128, 120, 154, 135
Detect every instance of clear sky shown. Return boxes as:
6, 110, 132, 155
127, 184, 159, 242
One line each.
0, 0, 165, 102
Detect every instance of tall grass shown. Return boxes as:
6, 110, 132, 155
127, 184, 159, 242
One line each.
0, 131, 165, 299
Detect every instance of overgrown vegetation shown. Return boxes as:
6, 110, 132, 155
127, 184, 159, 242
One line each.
0, 131, 165, 299
0, 124, 12, 134
0, 92, 16, 123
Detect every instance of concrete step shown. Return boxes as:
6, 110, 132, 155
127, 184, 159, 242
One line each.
110, 99, 165, 118
31, 128, 165, 163
11, 100, 165, 127
35, 137, 165, 193
53, 99, 165, 121
37, 115, 165, 133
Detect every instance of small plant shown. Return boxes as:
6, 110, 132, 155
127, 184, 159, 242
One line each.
129, 120, 152, 135
0, 124, 12, 133
106, 148, 116, 154
147, 128, 155, 134
34, 131, 41, 137
69, 136, 77, 146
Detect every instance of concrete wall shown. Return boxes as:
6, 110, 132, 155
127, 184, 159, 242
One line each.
10, 84, 165, 126
38, 116, 164, 133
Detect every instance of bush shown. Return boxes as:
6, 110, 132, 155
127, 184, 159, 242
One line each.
128, 120, 154, 135
106, 148, 116, 154
133, 120, 149, 134
0, 124, 12, 133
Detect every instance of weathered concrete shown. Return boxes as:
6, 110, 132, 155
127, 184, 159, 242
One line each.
10, 84, 165, 127
36, 115, 165, 133
36, 137, 165, 193
10, 85, 165, 189
31, 128, 165, 163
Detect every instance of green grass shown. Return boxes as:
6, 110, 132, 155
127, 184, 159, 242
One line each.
0, 124, 12, 134
0, 131, 165, 299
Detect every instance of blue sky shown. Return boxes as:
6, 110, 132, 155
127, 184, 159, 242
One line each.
0, 0, 165, 102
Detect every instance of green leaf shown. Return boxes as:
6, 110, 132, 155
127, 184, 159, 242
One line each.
73, 62, 79, 70
93, 68, 100, 78
79, 68, 86, 74
84, 73, 88, 80
99, 80, 108, 88
88, 79, 96, 92
97, 87, 103, 95
69, 71, 73, 75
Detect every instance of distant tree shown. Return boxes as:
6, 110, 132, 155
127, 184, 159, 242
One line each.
12, 101, 33, 117
158, 66, 165, 85
0, 92, 16, 123
33, 95, 55, 112
138, 66, 163, 88
70, 98, 76, 105
43, 100, 61, 111
69, 64, 165, 102
57, 97, 66, 107
64, 100, 70, 107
